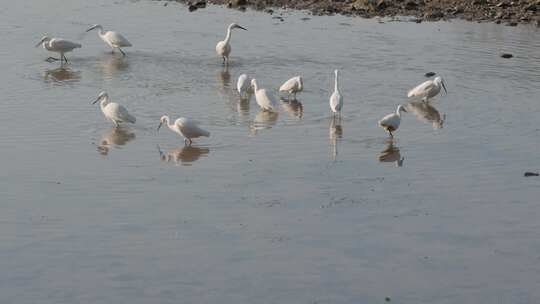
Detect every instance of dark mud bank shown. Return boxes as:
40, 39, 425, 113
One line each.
164, 0, 540, 26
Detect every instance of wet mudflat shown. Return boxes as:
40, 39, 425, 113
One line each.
0, 0, 539, 303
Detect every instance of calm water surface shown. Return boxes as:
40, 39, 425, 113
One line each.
1, 0, 540, 303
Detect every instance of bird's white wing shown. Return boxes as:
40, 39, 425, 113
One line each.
237, 74, 248, 93
216, 41, 230, 56
408, 80, 435, 98
104, 31, 132, 47
50, 38, 81, 50
378, 113, 399, 128
279, 77, 297, 92
109, 103, 136, 123
179, 118, 210, 138
330, 92, 342, 112
261, 89, 278, 110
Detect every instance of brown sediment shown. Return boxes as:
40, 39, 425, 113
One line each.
165, 0, 540, 25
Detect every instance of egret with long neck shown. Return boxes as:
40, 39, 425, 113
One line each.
35, 36, 81, 63
251, 79, 278, 112
157, 115, 210, 146
92, 91, 136, 128
86, 24, 132, 56
329, 69, 343, 116
215, 23, 247, 65
378, 105, 407, 138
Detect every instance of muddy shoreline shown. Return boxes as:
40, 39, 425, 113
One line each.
167, 0, 540, 25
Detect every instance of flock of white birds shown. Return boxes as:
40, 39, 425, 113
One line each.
36, 22, 448, 145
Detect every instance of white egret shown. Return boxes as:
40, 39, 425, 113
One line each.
216, 23, 247, 65
92, 91, 136, 128
86, 24, 132, 56
408, 76, 447, 102
329, 70, 343, 115
35, 36, 81, 63
251, 79, 278, 112
237, 73, 251, 99
157, 115, 210, 146
279, 76, 303, 100
378, 105, 407, 138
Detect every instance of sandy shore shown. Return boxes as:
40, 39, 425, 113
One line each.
171, 0, 540, 25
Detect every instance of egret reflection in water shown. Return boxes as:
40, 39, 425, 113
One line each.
406, 101, 445, 129
250, 110, 279, 135
100, 55, 130, 77
217, 65, 231, 88
42, 67, 81, 83
329, 116, 343, 161
378, 139, 404, 167
157, 144, 210, 166
280, 98, 303, 120
96, 127, 136, 156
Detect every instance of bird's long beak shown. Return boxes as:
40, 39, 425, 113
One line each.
237, 25, 247, 31
402, 108, 408, 113
86, 25, 96, 32
92, 97, 100, 104
442, 81, 448, 95
157, 122, 162, 132
35, 38, 45, 47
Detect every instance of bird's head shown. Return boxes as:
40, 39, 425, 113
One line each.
92, 91, 108, 104
157, 115, 169, 132
35, 35, 51, 47
230, 23, 247, 31
86, 24, 103, 32
398, 104, 408, 113
435, 76, 448, 95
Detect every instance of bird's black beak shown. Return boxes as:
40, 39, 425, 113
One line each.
35, 40, 44, 47
442, 81, 448, 95
157, 122, 162, 132
237, 25, 247, 31
92, 97, 100, 104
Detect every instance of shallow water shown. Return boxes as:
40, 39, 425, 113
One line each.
1, 0, 540, 303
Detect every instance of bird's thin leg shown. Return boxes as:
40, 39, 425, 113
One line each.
222, 57, 226, 65
118, 48, 126, 57
184, 138, 188, 146
188, 139, 192, 146
389, 131, 393, 138
113, 121, 119, 128
46, 57, 60, 62
63, 54, 69, 63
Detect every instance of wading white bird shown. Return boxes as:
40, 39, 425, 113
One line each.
407, 76, 447, 102
35, 36, 81, 63
251, 79, 278, 112
237, 73, 251, 99
157, 115, 210, 146
92, 91, 136, 127
378, 105, 407, 138
86, 24, 132, 56
329, 70, 343, 115
216, 23, 247, 65
279, 76, 303, 100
